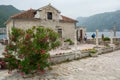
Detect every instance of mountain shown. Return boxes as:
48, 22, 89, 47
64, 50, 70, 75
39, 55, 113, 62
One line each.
77, 10, 120, 32
0, 5, 20, 28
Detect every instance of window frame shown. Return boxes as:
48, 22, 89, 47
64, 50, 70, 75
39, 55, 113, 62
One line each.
47, 12, 52, 20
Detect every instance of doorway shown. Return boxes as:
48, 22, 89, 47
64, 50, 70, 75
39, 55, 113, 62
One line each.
80, 30, 83, 42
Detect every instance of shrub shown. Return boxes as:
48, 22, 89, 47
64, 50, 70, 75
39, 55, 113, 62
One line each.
103, 37, 110, 41
89, 49, 97, 54
3, 26, 60, 75
64, 39, 74, 45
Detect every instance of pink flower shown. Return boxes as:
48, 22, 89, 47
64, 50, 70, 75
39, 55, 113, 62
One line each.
1, 61, 5, 65
4, 49, 8, 52
25, 34, 31, 39
40, 50, 46, 54
37, 64, 40, 69
18, 65, 22, 69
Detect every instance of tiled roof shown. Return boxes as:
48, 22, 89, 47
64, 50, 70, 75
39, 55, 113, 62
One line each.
10, 9, 77, 23
11, 9, 36, 19
61, 15, 77, 23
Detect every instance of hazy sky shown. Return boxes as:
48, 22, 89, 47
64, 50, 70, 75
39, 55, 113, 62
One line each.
0, 0, 120, 19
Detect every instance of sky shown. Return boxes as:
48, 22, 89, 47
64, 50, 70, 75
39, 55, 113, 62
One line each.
0, 0, 120, 19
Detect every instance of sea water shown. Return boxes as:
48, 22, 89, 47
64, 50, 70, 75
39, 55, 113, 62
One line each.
0, 34, 6, 39
86, 31, 120, 39
0, 32, 120, 39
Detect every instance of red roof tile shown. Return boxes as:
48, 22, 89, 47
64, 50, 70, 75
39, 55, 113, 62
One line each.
10, 9, 77, 23
11, 9, 36, 19
61, 15, 77, 23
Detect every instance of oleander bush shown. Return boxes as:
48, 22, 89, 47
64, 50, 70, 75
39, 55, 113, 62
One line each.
64, 39, 74, 45
3, 26, 60, 75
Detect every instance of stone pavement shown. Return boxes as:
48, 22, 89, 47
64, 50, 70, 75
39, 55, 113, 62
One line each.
2, 50, 120, 80
0, 44, 5, 57
0, 70, 9, 80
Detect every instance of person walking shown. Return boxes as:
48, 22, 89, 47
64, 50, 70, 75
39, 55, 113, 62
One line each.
84, 34, 87, 43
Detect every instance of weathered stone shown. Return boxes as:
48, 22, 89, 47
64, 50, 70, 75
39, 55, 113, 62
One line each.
80, 52, 89, 58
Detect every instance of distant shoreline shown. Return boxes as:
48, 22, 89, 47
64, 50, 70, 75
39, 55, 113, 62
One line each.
0, 33, 6, 34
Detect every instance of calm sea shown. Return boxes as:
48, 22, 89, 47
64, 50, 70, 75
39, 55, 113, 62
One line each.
0, 32, 120, 39
86, 31, 120, 39
0, 34, 6, 39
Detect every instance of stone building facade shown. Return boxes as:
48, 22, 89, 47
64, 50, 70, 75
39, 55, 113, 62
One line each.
76, 27, 86, 42
6, 4, 78, 43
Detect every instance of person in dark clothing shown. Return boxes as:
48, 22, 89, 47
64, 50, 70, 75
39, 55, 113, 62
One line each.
91, 33, 96, 39
102, 34, 104, 41
84, 34, 87, 42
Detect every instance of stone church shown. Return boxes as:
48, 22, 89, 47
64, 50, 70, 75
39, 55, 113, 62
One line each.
6, 4, 85, 43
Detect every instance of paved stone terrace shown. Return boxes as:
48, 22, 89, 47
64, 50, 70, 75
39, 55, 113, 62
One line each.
49, 44, 98, 55
1, 50, 120, 80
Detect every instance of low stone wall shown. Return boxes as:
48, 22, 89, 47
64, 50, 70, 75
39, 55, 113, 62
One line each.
101, 47, 113, 53
50, 52, 75, 64
114, 46, 120, 50
50, 51, 81, 64
50, 45, 120, 64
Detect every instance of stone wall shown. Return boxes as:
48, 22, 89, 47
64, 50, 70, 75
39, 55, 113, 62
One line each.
59, 22, 76, 42
35, 5, 60, 21
6, 19, 76, 43
14, 19, 41, 30
6, 20, 14, 39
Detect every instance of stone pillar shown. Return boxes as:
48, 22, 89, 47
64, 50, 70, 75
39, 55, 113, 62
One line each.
96, 29, 99, 47
110, 30, 113, 44
109, 30, 115, 50
113, 26, 116, 37
74, 29, 77, 50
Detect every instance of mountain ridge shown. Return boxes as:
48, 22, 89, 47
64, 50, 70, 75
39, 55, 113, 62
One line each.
77, 10, 120, 32
0, 5, 20, 28
0, 5, 120, 32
